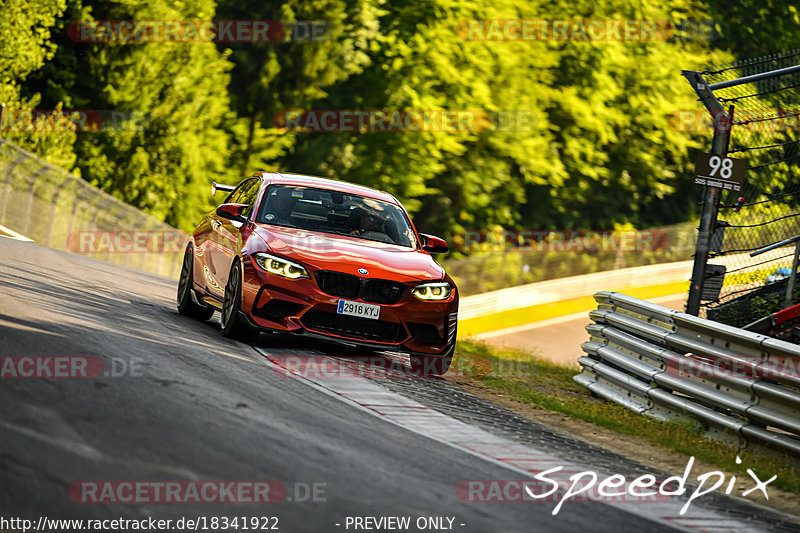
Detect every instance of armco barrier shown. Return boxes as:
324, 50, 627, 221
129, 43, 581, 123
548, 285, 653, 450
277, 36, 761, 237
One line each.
575, 291, 800, 457
0, 138, 181, 278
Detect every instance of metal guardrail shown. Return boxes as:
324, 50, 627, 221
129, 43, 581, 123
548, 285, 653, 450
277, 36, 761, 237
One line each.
575, 291, 800, 456
0, 138, 182, 278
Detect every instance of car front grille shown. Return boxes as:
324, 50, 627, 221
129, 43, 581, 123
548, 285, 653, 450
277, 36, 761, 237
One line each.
314, 270, 406, 304
315, 271, 361, 299
361, 279, 406, 304
301, 310, 406, 343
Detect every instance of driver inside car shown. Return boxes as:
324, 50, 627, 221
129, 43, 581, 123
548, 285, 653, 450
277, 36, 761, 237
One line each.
348, 207, 383, 236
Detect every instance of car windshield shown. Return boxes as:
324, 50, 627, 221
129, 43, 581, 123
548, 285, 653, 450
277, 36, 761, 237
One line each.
256, 184, 417, 248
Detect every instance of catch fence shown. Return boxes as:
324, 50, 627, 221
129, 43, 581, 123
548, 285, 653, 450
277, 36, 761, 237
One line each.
684, 50, 800, 325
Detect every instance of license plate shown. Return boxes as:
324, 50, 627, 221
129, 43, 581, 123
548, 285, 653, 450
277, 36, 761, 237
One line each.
337, 299, 380, 320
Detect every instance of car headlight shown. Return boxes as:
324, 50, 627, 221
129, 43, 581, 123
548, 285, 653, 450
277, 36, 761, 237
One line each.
411, 282, 452, 301
253, 253, 309, 279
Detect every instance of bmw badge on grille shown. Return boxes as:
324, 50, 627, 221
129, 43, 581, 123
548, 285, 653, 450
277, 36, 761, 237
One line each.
358, 268, 369, 275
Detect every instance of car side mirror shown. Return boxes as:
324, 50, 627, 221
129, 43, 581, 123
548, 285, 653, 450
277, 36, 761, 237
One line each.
420, 233, 449, 254
216, 203, 249, 224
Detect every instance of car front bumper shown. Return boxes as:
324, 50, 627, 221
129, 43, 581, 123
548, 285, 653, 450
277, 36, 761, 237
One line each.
241, 257, 458, 355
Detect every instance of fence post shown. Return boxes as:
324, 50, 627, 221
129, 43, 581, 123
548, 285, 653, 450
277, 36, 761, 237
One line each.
682, 71, 733, 315
786, 241, 800, 309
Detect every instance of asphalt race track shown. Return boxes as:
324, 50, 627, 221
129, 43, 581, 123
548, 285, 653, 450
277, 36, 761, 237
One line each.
0, 236, 796, 532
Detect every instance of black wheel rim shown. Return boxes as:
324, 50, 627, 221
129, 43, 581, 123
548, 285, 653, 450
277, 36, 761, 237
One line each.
222, 266, 238, 328
178, 250, 192, 304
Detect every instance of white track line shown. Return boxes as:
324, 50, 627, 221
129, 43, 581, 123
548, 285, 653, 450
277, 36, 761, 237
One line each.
0, 224, 34, 242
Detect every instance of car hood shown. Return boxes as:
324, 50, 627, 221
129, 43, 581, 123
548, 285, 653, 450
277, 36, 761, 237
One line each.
250, 225, 445, 282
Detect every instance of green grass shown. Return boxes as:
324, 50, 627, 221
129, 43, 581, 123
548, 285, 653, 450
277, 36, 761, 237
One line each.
458, 281, 689, 336
450, 338, 800, 495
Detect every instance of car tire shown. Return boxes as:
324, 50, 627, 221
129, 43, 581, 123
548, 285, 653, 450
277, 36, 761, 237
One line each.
409, 336, 455, 377
177, 245, 215, 321
221, 259, 260, 343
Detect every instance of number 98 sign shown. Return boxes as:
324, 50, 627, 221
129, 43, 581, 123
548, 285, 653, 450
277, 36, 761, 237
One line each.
695, 152, 746, 191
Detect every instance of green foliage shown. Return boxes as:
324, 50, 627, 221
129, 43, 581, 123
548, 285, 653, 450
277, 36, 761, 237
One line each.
706, 0, 800, 60
0, 0, 75, 169
25, 0, 236, 228
216, 0, 378, 177
284, 0, 730, 237
530, 0, 727, 229
0, 0, 65, 85
3, 0, 793, 237
287, 0, 563, 238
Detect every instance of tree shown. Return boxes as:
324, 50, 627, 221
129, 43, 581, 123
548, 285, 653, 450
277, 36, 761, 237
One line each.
1, 0, 75, 169
28, 0, 236, 228
216, 0, 379, 176
285, 0, 562, 241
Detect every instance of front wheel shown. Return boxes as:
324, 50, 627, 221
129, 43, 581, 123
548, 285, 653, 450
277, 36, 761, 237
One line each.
177, 246, 215, 321
221, 260, 260, 343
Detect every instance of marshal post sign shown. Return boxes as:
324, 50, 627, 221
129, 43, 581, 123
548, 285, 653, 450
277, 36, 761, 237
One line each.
694, 153, 746, 192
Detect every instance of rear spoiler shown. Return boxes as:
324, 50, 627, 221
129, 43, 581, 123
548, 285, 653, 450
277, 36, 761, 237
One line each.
212, 182, 236, 197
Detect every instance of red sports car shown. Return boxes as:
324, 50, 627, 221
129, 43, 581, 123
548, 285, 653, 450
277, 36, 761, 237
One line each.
177, 172, 458, 374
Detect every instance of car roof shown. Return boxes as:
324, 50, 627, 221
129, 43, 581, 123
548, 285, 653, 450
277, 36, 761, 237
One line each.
260, 172, 399, 205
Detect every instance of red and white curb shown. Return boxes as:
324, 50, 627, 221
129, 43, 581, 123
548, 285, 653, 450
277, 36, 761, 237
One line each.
255, 346, 770, 532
